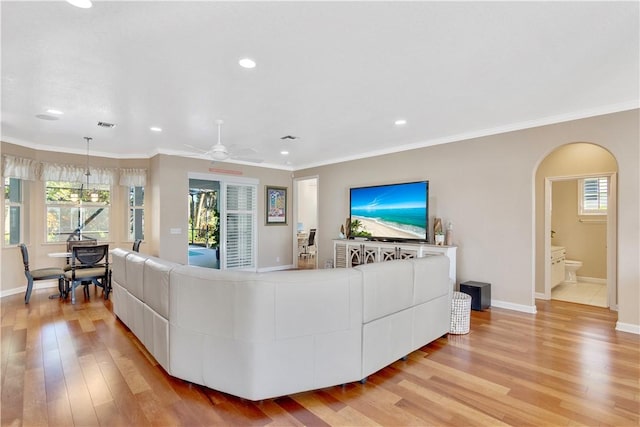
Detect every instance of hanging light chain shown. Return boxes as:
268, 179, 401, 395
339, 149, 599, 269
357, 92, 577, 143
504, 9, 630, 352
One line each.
84, 136, 92, 180
83, 137, 99, 202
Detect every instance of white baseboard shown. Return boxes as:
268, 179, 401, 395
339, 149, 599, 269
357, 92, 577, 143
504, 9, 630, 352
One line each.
615, 322, 640, 335
491, 299, 537, 314
534, 292, 548, 300
577, 276, 607, 284
0, 280, 58, 298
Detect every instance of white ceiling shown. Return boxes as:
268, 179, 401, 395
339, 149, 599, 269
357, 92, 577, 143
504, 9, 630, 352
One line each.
2, 1, 638, 170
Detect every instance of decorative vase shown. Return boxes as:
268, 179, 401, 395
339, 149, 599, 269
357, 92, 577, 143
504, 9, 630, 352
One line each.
445, 222, 453, 246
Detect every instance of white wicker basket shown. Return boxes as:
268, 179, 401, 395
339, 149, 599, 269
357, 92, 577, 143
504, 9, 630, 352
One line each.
450, 291, 471, 334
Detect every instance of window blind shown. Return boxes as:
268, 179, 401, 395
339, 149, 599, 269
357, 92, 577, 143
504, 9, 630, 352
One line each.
581, 177, 608, 214
225, 183, 256, 269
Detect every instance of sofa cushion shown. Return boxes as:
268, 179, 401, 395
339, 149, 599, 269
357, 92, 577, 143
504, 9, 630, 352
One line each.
125, 252, 151, 300
169, 266, 268, 340
110, 248, 131, 286
143, 257, 179, 320
261, 268, 362, 339
356, 260, 414, 323
411, 255, 450, 304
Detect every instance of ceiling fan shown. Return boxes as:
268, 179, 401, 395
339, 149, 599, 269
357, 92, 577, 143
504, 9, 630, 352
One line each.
185, 120, 263, 163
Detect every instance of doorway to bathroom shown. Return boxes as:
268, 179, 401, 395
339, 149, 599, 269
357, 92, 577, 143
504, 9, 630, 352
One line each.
546, 174, 616, 307
537, 143, 618, 310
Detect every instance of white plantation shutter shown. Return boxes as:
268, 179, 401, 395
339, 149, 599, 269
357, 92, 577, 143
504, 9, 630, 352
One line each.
579, 177, 608, 214
224, 183, 257, 269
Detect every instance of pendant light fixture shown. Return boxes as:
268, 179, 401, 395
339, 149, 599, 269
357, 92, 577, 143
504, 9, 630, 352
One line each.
84, 137, 99, 203
70, 137, 99, 203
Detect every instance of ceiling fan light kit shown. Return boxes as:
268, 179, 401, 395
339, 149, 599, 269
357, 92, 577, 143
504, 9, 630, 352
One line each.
210, 145, 229, 161
210, 120, 230, 161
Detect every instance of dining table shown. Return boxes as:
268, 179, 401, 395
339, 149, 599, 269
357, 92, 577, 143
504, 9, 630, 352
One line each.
46, 248, 113, 299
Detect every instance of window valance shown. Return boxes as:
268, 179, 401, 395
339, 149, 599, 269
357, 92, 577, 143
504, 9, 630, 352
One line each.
2, 155, 144, 186
119, 168, 147, 187
2, 155, 39, 180
41, 163, 116, 185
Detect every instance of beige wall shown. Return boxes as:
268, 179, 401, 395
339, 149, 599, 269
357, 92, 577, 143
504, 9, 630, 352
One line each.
535, 143, 618, 291
149, 154, 293, 268
296, 110, 639, 329
552, 180, 607, 279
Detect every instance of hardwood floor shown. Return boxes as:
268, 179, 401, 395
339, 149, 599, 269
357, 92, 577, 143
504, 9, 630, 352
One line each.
2, 288, 638, 426
297, 256, 317, 270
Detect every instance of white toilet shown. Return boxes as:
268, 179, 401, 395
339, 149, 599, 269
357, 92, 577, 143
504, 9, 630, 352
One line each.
564, 260, 583, 284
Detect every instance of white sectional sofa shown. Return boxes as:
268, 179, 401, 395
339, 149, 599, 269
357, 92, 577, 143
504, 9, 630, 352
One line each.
110, 248, 452, 400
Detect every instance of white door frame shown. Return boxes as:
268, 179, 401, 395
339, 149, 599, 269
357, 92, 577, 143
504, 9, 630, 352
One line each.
543, 172, 617, 309
292, 175, 319, 268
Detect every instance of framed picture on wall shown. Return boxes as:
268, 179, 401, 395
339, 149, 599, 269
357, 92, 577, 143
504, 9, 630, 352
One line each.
266, 186, 287, 225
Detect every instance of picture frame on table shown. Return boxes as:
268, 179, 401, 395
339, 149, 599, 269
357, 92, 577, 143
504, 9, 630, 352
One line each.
266, 186, 287, 225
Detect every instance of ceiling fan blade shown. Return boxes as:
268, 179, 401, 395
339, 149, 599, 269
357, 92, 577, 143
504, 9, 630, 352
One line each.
183, 144, 208, 154
234, 156, 264, 164
231, 146, 258, 157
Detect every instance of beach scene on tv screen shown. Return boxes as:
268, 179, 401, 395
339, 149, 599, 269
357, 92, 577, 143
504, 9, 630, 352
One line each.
350, 182, 427, 240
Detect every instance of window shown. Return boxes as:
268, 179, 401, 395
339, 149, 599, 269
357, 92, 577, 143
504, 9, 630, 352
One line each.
4, 177, 22, 246
579, 177, 608, 215
128, 186, 144, 241
45, 181, 110, 242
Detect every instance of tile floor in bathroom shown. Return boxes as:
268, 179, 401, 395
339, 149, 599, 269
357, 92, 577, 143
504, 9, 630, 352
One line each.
551, 280, 608, 307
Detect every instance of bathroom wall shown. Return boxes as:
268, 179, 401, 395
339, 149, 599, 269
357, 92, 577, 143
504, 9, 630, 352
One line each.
552, 180, 607, 279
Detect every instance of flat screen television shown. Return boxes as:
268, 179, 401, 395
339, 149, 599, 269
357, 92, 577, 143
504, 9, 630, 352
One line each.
349, 180, 429, 242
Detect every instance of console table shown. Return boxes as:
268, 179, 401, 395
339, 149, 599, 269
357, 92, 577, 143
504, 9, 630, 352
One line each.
333, 239, 457, 287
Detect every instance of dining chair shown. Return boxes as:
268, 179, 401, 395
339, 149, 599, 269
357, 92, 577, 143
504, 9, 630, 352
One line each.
300, 229, 317, 259
64, 238, 98, 271
64, 244, 110, 304
18, 244, 65, 304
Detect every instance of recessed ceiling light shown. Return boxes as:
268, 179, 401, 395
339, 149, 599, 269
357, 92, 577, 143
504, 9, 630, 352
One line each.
46, 109, 64, 115
66, 0, 92, 8
150, 127, 162, 132
239, 58, 256, 69
394, 119, 407, 126
280, 150, 289, 155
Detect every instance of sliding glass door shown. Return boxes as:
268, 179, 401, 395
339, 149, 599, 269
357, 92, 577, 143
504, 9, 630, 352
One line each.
188, 173, 258, 271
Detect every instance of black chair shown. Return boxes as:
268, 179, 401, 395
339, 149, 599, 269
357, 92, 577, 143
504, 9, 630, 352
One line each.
18, 244, 65, 304
132, 239, 142, 252
300, 229, 317, 259
64, 239, 97, 271
64, 244, 110, 304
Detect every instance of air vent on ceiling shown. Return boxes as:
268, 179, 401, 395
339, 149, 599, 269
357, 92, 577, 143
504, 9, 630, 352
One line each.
97, 121, 116, 128
280, 135, 299, 140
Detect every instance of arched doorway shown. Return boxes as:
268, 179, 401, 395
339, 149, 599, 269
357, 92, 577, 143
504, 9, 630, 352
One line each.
535, 143, 618, 308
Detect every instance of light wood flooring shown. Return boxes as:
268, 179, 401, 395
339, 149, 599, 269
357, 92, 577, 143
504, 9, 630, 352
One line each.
1, 287, 638, 426
297, 256, 317, 270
